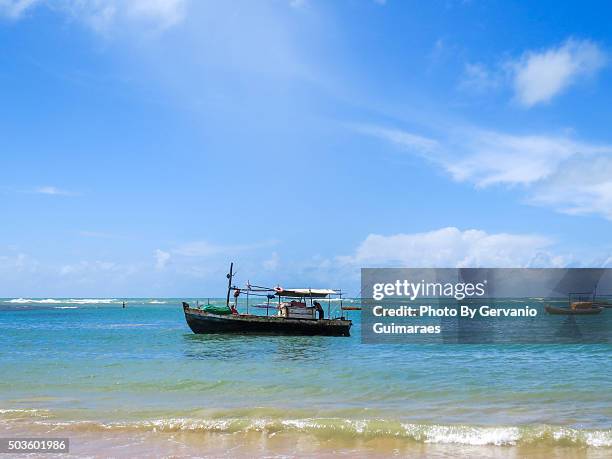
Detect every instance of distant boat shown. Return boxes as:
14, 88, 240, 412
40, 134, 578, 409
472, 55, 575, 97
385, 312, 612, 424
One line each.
182, 263, 352, 337
545, 304, 603, 315
545, 293, 604, 315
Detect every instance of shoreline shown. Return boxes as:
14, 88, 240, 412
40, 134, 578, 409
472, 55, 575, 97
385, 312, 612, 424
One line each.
1, 423, 610, 458
1, 410, 610, 458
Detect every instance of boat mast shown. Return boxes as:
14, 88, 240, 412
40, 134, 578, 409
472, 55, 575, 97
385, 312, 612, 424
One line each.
226, 262, 234, 308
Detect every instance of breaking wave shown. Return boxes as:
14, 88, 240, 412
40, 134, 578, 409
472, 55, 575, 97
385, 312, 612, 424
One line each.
4, 298, 174, 305
7, 298, 118, 305
19, 417, 611, 448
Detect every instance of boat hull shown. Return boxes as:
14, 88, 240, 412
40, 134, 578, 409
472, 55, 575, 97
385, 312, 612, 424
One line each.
183, 306, 352, 336
545, 305, 603, 315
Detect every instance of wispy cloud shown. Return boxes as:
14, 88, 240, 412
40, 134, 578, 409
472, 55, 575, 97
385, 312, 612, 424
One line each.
443, 130, 612, 187
352, 124, 439, 155
529, 156, 612, 219
59, 260, 122, 276
151, 239, 279, 273
263, 251, 280, 271
33, 186, 76, 196
356, 123, 612, 220
154, 249, 171, 270
0, 251, 36, 272
511, 38, 606, 107
126, 0, 186, 28
0, 0, 186, 31
78, 231, 117, 238
289, 0, 307, 8
172, 240, 278, 257
460, 63, 501, 92
0, 0, 40, 19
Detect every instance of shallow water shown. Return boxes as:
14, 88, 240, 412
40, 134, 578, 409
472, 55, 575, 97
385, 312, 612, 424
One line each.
0, 298, 610, 456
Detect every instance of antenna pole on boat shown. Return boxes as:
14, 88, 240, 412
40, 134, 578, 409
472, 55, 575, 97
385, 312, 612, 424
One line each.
226, 262, 234, 309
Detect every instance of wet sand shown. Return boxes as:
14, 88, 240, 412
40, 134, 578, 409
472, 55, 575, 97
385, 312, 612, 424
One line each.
1, 424, 610, 458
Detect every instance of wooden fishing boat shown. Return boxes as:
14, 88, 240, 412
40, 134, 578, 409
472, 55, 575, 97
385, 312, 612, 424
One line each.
545, 304, 603, 315
183, 304, 352, 336
182, 263, 352, 336
545, 291, 606, 316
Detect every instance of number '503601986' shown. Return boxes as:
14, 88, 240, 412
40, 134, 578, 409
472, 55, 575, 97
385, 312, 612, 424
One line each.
4, 439, 68, 452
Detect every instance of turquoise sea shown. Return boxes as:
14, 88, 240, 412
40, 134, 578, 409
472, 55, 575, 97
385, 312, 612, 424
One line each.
0, 298, 610, 457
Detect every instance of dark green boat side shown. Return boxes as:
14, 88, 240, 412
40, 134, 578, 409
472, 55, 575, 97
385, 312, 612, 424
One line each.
183, 303, 352, 336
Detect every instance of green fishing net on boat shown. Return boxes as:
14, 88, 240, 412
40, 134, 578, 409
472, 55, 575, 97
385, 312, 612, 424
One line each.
202, 304, 232, 315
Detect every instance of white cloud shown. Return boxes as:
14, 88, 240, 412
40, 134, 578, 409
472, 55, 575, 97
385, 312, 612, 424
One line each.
64, 0, 187, 32
511, 38, 606, 107
172, 240, 277, 257
59, 260, 123, 276
358, 123, 612, 185
126, 0, 185, 28
34, 186, 75, 196
145, 240, 281, 285
263, 252, 280, 270
530, 156, 612, 219
460, 63, 500, 91
458, 39, 606, 106
79, 230, 115, 238
339, 227, 565, 268
0, 0, 186, 31
0, 252, 35, 272
352, 124, 439, 155
444, 130, 612, 187
0, 0, 40, 19
154, 249, 171, 270
297, 227, 569, 294
357, 123, 612, 220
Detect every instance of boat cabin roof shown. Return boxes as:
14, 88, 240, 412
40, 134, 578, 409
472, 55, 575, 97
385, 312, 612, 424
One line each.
275, 288, 337, 298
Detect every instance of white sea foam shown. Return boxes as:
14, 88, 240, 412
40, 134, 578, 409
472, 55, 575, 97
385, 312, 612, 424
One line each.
9, 298, 62, 304
6, 298, 175, 305
585, 430, 612, 447
0, 409, 47, 414
404, 424, 521, 446
0, 409, 51, 421
7, 298, 119, 304
23, 417, 611, 447
67, 299, 117, 304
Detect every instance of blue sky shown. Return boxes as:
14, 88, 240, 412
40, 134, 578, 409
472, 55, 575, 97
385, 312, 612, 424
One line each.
2, 0, 612, 297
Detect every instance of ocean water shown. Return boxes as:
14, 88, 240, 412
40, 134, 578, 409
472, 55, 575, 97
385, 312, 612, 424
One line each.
0, 298, 610, 457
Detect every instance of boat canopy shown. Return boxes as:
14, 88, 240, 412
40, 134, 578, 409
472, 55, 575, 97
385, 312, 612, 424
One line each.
275, 288, 337, 298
